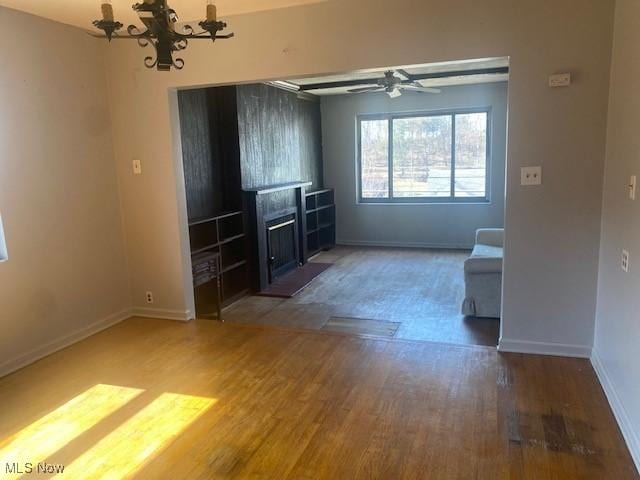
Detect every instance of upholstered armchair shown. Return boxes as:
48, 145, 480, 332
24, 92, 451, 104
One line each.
461, 228, 504, 318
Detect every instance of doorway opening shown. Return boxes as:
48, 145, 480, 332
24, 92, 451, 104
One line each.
175, 57, 509, 347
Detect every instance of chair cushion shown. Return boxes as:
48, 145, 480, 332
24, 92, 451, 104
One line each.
471, 244, 503, 259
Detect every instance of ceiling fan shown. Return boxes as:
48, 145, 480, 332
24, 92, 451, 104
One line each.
347, 70, 441, 98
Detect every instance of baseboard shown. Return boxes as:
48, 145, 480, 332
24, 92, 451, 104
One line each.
498, 338, 592, 358
591, 349, 640, 473
131, 307, 194, 322
337, 239, 473, 250
0, 309, 132, 378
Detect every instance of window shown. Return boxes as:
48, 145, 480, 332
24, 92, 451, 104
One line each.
0, 214, 7, 262
358, 109, 490, 203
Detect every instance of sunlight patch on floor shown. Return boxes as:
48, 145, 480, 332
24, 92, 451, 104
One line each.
55, 392, 216, 479
0, 384, 143, 480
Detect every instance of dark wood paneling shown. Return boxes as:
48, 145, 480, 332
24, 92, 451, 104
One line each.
236, 84, 301, 190
209, 87, 242, 212
178, 87, 243, 221
178, 89, 222, 220
298, 97, 324, 190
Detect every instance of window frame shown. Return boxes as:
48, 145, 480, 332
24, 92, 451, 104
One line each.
356, 107, 492, 204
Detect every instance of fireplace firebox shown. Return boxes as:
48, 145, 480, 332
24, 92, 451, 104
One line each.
266, 212, 299, 282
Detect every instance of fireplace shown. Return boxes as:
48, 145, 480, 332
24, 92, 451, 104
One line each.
265, 211, 299, 282
244, 181, 311, 292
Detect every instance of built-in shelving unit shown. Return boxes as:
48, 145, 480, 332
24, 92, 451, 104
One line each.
188, 210, 249, 311
178, 86, 251, 318
305, 189, 336, 257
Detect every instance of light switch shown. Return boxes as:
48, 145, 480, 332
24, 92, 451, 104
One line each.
132, 159, 142, 175
629, 175, 636, 200
622, 250, 630, 273
549, 73, 571, 87
521, 166, 542, 186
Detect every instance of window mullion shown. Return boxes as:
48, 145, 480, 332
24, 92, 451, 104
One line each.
450, 114, 456, 199
388, 117, 394, 199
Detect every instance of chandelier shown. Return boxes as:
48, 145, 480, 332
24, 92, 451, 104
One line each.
92, 0, 234, 71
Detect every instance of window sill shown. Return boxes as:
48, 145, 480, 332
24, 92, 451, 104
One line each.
356, 200, 491, 206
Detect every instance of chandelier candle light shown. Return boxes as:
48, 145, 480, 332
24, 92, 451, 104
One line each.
92, 0, 233, 71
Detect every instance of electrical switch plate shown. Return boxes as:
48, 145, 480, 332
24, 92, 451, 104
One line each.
521, 166, 542, 186
629, 175, 636, 200
132, 159, 142, 175
549, 73, 571, 87
622, 250, 630, 273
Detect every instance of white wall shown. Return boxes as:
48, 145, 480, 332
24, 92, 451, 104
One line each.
321, 82, 507, 249
593, 0, 640, 470
0, 7, 131, 375
103, 0, 614, 356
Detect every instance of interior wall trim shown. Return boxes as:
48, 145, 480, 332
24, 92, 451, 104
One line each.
498, 338, 592, 358
591, 349, 640, 473
131, 307, 194, 322
336, 239, 473, 250
0, 309, 132, 379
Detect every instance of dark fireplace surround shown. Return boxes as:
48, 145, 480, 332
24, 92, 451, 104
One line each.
244, 181, 311, 292
265, 209, 299, 282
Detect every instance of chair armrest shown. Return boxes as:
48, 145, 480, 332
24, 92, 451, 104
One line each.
476, 228, 504, 247
465, 256, 503, 274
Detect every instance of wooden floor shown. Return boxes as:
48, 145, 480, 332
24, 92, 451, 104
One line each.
0, 317, 637, 479
225, 246, 500, 346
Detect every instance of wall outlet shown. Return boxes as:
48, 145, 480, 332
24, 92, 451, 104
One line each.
549, 73, 571, 87
629, 175, 636, 200
521, 166, 542, 186
145, 291, 154, 304
132, 159, 142, 175
622, 250, 630, 273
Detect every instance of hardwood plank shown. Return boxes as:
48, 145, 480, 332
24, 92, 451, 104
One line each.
225, 246, 500, 347
0, 318, 636, 479
321, 316, 400, 337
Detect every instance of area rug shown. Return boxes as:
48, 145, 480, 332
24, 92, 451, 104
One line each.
321, 316, 401, 338
257, 262, 332, 298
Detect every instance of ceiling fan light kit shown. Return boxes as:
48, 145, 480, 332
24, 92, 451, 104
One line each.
92, 0, 234, 71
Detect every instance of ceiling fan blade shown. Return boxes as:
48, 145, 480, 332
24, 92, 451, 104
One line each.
396, 69, 414, 80
348, 86, 384, 93
400, 85, 442, 94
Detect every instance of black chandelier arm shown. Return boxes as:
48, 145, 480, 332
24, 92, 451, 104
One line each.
126, 24, 150, 37
89, 31, 234, 41
186, 32, 235, 39
174, 38, 188, 51
173, 58, 185, 70
144, 55, 157, 69
179, 24, 196, 36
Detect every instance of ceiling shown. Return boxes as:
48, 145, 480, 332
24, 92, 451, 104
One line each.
0, 0, 327, 30
286, 57, 510, 96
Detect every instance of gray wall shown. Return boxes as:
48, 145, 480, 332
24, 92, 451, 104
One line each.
0, 7, 130, 374
594, 0, 640, 468
321, 82, 507, 248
